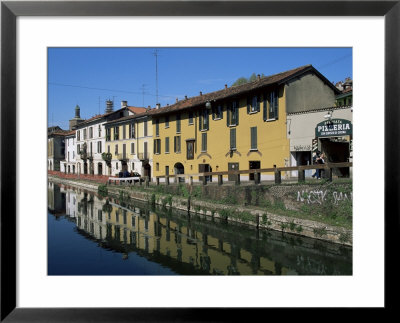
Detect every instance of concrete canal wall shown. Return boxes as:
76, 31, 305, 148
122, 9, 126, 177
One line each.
48, 175, 352, 246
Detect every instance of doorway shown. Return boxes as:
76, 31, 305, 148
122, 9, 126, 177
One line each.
199, 164, 212, 182
228, 163, 239, 181
249, 161, 260, 180
174, 162, 185, 183
320, 138, 350, 177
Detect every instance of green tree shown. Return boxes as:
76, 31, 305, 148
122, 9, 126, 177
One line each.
231, 73, 265, 87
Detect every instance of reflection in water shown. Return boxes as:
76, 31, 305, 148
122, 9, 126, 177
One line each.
48, 181, 352, 275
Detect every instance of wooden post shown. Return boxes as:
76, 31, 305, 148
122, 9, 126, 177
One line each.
156, 177, 160, 186
254, 172, 260, 185
274, 170, 281, 184
298, 169, 305, 183
202, 175, 207, 186
166, 176, 170, 185
145, 176, 149, 187
327, 167, 333, 182
189, 176, 193, 186
235, 174, 240, 185
218, 174, 223, 185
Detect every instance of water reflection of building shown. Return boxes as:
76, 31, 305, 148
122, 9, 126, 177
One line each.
54, 184, 350, 275
48, 181, 66, 215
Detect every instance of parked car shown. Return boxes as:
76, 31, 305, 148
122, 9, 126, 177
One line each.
130, 172, 144, 183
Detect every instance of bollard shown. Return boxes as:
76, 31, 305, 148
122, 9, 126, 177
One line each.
235, 174, 240, 185
298, 169, 305, 183
218, 174, 223, 186
166, 176, 170, 185
274, 170, 281, 184
254, 172, 260, 185
156, 177, 160, 186
189, 176, 193, 186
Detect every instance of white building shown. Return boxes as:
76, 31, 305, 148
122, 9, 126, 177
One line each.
60, 130, 77, 174
287, 105, 353, 178
75, 100, 146, 176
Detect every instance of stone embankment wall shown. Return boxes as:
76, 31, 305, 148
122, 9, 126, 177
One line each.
48, 175, 352, 246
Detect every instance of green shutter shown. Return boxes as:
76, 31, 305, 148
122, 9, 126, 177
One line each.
226, 106, 231, 126
263, 95, 267, 121
235, 101, 239, 126
247, 97, 251, 114
274, 90, 279, 120
257, 95, 261, 112
251, 127, 257, 150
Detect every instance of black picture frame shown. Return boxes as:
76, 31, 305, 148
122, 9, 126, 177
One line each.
1, 1, 398, 321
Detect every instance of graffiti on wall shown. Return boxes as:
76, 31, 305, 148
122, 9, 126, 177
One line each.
297, 190, 352, 205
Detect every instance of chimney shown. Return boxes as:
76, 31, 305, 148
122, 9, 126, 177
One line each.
200, 91, 203, 96
121, 100, 128, 108
176, 98, 179, 103
257, 74, 261, 81
105, 100, 114, 113
185, 95, 188, 100
225, 84, 228, 90
156, 103, 161, 109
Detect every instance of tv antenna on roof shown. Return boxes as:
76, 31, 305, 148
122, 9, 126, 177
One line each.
153, 49, 160, 105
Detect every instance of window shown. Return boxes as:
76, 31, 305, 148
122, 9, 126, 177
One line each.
83, 129, 87, 139
114, 126, 119, 140
165, 166, 169, 175
77, 144, 80, 154
89, 127, 93, 138
156, 163, 159, 171
174, 136, 181, 153
165, 137, 170, 153
155, 119, 159, 137
73, 151, 75, 159
77, 130, 80, 141
68, 152, 70, 162
98, 125, 101, 137
212, 104, 223, 120
129, 123, 135, 138
106, 128, 111, 141
186, 140, 194, 160
131, 142, 135, 154
247, 95, 261, 114
115, 144, 118, 155
199, 109, 209, 131
188, 112, 194, 125
227, 101, 239, 126
122, 125, 126, 139
107, 145, 110, 153
264, 89, 279, 121
144, 121, 148, 137
116, 162, 118, 170
250, 127, 257, 150
201, 133, 207, 152
165, 116, 169, 128
97, 141, 102, 153
154, 139, 161, 154
176, 115, 181, 133
230, 128, 236, 150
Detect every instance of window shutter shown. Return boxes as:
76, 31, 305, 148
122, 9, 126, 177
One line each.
235, 102, 239, 126
263, 95, 267, 120
247, 97, 251, 114
226, 106, 230, 126
274, 90, 279, 120
199, 113, 202, 131
257, 95, 261, 112
251, 127, 257, 150
205, 110, 209, 130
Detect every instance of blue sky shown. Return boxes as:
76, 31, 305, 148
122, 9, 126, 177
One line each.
48, 47, 352, 129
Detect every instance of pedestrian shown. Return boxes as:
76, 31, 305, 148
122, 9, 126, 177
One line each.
316, 153, 325, 179
312, 152, 319, 178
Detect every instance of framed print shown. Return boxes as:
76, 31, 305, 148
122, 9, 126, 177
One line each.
1, 0, 398, 321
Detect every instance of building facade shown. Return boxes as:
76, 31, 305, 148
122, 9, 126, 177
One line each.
287, 106, 353, 178
150, 64, 339, 182
48, 129, 67, 171
74, 101, 145, 176
60, 130, 77, 174
104, 112, 153, 178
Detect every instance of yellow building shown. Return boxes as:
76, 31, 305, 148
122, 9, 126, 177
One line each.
149, 65, 338, 182
104, 110, 153, 178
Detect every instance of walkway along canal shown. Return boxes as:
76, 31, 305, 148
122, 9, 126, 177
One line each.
48, 178, 352, 275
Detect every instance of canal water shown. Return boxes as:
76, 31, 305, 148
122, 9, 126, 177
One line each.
48, 181, 352, 275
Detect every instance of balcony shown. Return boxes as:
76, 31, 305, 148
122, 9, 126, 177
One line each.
116, 153, 128, 161
79, 151, 93, 160
138, 152, 149, 161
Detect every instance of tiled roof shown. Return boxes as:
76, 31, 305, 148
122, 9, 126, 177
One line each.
127, 106, 147, 114
287, 105, 352, 116
147, 64, 339, 117
105, 111, 148, 125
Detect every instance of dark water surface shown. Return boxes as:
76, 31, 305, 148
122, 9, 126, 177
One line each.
48, 181, 352, 275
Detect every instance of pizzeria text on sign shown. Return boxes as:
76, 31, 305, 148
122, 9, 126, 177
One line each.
315, 119, 352, 137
